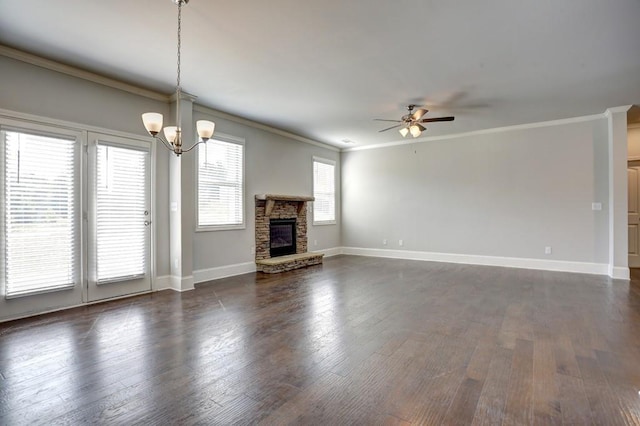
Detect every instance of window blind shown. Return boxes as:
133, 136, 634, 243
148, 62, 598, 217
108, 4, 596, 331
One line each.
3, 130, 78, 297
198, 139, 244, 228
313, 159, 336, 223
96, 144, 148, 283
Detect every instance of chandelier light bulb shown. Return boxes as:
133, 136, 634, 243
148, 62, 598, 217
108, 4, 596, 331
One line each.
142, 113, 163, 136
399, 127, 409, 137
163, 126, 178, 143
197, 120, 215, 141
409, 124, 421, 138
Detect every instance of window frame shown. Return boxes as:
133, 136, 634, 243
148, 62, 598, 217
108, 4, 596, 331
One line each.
312, 156, 337, 226
195, 133, 246, 232
0, 121, 83, 299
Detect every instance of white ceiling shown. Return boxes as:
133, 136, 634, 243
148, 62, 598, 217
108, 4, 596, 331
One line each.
1, 0, 639, 148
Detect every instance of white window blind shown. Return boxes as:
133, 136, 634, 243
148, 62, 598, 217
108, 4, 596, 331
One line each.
197, 138, 244, 228
96, 144, 148, 283
313, 158, 336, 223
3, 130, 78, 297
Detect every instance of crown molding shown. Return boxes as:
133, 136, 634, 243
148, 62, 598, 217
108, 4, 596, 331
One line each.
0, 44, 170, 102
344, 112, 606, 152
170, 91, 198, 103
605, 105, 632, 116
192, 104, 339, 152
1, 45, 337, 152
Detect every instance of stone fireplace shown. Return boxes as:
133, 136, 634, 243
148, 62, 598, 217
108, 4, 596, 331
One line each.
254, 194, 324, 273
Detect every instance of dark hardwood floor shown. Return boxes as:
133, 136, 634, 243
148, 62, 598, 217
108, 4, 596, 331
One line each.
1, 256, 640, 425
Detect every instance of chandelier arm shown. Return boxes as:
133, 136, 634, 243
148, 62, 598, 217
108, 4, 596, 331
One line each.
155, 134, 176, 152
181, 139, 207, 154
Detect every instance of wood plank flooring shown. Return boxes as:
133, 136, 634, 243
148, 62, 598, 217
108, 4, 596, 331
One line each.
1, 255, 640, 425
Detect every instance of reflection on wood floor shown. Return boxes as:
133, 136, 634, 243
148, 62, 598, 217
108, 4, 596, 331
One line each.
1, 255, 640, 424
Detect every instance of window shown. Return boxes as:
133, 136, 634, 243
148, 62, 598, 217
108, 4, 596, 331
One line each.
2, 129, 80, 298
313, 157, 336, 224
197, 135, 244, 230
95, 143, 149, 283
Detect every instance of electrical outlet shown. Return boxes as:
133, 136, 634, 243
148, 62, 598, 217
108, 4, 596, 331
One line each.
383, 239, 388, 245
314, 240, 318, 246
250, 246, 255, 255
592, 202, 602, 211
545, 246, 552, 255
399, 239, 403, 246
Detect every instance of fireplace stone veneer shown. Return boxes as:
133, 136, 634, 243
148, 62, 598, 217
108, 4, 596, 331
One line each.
255, 194, 324, 273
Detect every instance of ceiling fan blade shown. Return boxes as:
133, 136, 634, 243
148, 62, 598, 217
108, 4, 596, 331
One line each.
373, 119, 402, 122
412, 108, 428, 121
378, 124, 402, 132
420, 116, 455, 123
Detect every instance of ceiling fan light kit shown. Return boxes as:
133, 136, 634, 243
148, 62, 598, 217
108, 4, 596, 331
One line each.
409, 123, 425, 138
141, 0, 215, 156
375, 104, 455, 139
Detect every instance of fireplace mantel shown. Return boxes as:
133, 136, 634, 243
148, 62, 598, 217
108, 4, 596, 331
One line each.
255, 194, 314, 216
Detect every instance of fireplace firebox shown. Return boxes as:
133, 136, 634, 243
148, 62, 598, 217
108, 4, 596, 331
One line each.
270, 218, 297, 257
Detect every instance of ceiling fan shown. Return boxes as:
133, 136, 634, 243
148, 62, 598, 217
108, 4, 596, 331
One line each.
375, 105, 455, 138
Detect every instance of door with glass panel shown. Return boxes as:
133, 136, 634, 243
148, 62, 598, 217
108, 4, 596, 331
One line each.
87, 133, 151, 302
0, 123, 84, 320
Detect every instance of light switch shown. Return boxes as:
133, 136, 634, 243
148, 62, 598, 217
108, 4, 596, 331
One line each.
592, 202, 602, 211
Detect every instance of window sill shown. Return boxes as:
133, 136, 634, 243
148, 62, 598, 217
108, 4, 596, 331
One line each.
313, 220, 336, 226
196, 224, 246, 232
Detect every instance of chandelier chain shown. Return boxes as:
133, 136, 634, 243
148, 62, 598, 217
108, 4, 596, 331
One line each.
176, 1, 182, 93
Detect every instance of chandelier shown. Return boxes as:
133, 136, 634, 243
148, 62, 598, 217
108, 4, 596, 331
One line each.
141, 0, 215, 156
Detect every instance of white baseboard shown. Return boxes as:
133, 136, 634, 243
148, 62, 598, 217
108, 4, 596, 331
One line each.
153, 275, 172, 291
341, 247, 616, 277
169, 275, 194, 292
193, 262, 257, 284
315, 247, 344, 257
609, 265, 630, 280
192, 247, 345, 284
188, 246, 620, 284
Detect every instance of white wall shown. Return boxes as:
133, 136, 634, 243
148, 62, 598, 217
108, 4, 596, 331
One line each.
191, 107, 341, 276
0, 55, 173, 277
342, 118, 610, 267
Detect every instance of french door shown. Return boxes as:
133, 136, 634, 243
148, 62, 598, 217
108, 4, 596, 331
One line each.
0, 121, 84, 320
0, 119, 153, 321
87, 133, 151, 301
